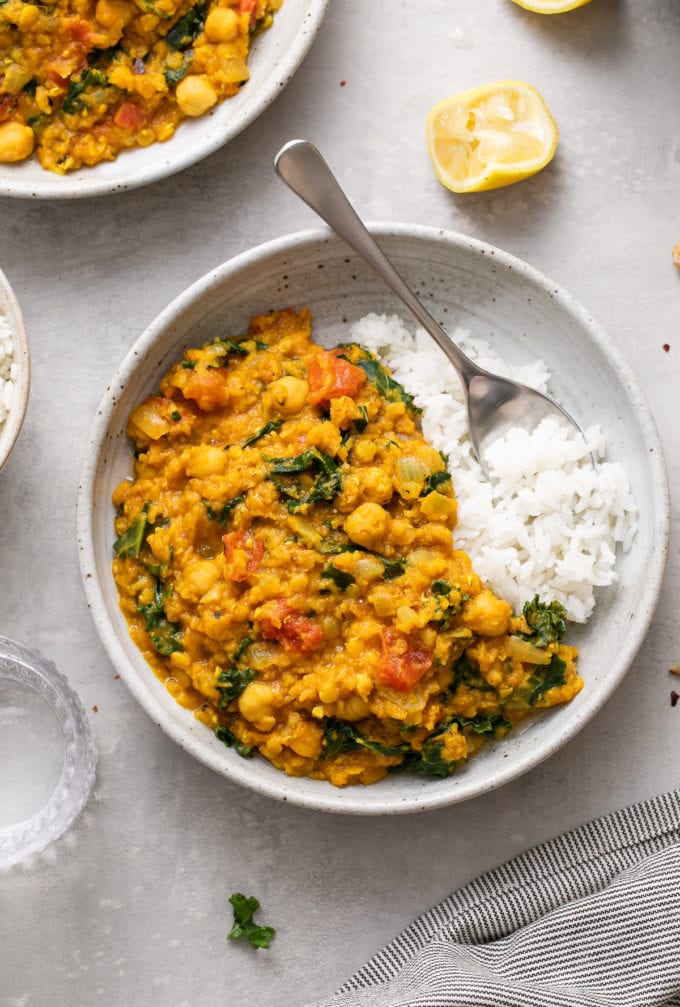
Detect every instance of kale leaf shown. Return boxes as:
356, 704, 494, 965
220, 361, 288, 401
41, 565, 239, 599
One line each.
166, 2, 208, 50
61, 69, 109, 114
319, 718, 407, 761
421, 471, 452, 496
381, 556, 406, 580
137, 578, 183, 656
528, 654, 567, 705
242, 419, 282, 448
164, 50, 193, 86
227, 894, 275, 950
216, 667, 256, 707
215, 724, 253, 758
452, 713, 511, 735
520, 596, 567, 648
267, 449, 341, 512
203, 494, 245, 526
113, 508, 148, 558
320, 565, 356, 591
354, 353, 421, 413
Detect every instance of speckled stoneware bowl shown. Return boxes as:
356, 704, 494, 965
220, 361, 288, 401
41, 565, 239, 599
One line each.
0, 0, 327, 200
77, 225, 670, 815
0, 266, 29, 472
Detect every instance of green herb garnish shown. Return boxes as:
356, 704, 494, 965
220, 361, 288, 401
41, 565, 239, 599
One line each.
227, 894, 275, 950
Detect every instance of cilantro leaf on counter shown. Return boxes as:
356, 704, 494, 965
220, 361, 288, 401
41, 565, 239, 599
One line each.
227, 894, 275, 950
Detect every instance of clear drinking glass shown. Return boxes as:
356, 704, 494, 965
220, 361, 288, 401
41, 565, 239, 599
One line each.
0, 636, 97, 870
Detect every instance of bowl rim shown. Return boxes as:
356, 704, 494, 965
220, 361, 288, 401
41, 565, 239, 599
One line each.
0, 0, 329, 200
77, 223, 671, 814
0, 266, 29, 472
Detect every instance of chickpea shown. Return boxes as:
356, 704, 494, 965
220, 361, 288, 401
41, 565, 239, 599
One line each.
344, 502, 390, 549
18, 4, 39, 27
269, 375, 309, 414
175, 75, 218, 117
461, 589, 512, 637
238, 681, 276, 729
204, 6, 240, 42
185, 444, 225, 477
95, 0, 131, 28
0, 123, 34, 164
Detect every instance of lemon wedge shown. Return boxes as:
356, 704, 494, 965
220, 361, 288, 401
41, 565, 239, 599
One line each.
511, 0, 592, 11
426, 80, 558, 193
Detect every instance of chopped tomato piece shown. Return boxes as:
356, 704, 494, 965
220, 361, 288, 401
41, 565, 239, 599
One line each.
181, 370, 229, 411
375, 627, 433, 691
66, 18, 93, 44
307, 349, 367, 407
0, 95, 17, 123
257, 600, 324, 654
114, 101, 147, 131
239, 0, 259, 27
223, 530, 265, 581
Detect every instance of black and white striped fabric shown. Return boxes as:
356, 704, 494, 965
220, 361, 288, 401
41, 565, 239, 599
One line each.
310, 791, 680, 1007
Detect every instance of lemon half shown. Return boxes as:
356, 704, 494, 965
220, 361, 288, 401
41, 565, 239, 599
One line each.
426, 80, 558, 194
511, 0, 592, 12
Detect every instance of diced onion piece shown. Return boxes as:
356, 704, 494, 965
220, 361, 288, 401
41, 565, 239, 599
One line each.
506, 636, 552, 666
354, 555, 385, 581
287, 515, 321, 546
128, 401, 172, 440
396, 456, 430, 483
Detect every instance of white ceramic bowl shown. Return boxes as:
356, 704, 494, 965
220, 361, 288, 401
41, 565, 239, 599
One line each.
0, 267, 29, 472
77, 225, 669, 815
0, 0, 328, 200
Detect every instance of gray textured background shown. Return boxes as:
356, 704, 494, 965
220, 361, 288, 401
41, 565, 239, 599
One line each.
1, 2, 679, 1005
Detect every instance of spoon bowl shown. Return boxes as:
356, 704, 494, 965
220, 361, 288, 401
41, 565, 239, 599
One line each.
274, 139, 583, 468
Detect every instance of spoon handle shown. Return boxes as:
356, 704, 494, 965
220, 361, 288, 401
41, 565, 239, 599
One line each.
274, 139, 477, 383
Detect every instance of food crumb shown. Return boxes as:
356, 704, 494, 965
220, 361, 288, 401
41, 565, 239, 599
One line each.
92, 705, 99, 713
340, 80, 347, 87
114, 674, 120, 680
663, 343, 671, 353
671, 692, 679, 708
672, 242, 680, 269
670, 665, 680, 676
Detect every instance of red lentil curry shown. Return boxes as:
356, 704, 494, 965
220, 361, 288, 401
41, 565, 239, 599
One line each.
0, 0, 280, 172
112, 308, 582, 787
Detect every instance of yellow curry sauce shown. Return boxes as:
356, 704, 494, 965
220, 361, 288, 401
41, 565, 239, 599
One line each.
0, 0, 280, 172
112, 309, 582, 786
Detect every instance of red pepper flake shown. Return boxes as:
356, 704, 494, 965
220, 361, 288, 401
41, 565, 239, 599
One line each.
663, 343, 670, 352
92, 704, 99, 713
671, 691, 679, 707
340, 80, 347, 87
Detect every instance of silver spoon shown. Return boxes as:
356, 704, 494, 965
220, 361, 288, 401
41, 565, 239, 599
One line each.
274, 138, 583, 472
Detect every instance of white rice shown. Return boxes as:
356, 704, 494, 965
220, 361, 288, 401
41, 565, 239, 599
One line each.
349, 313, 638, 623
0, 309, 17, 431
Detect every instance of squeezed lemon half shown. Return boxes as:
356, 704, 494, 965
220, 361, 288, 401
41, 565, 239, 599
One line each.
510, 0, 592, 11
426, 80, 558, 194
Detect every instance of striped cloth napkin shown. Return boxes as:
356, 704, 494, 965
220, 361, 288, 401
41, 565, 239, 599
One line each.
310, 790, 680, 1007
